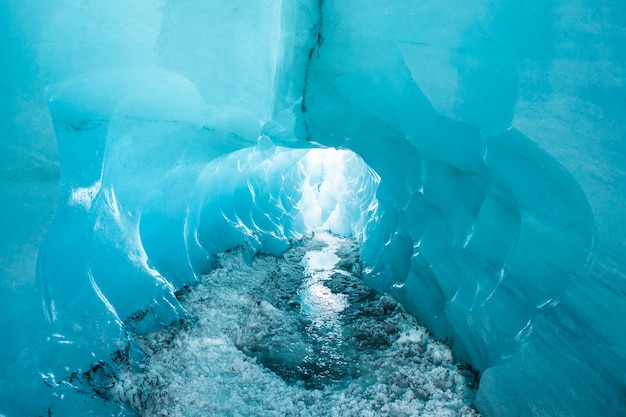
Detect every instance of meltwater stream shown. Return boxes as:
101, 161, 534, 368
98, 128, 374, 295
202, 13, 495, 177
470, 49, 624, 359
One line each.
85, 232, 479, 416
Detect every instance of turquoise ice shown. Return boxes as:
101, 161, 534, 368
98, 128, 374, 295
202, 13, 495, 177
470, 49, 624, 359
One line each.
1, 1, 625, 416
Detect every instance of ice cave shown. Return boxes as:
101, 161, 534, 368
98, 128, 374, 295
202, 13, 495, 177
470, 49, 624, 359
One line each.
1, 1, 625, 416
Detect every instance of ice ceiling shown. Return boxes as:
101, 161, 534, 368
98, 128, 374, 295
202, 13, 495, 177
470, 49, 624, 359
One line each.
1, 0, 625, 416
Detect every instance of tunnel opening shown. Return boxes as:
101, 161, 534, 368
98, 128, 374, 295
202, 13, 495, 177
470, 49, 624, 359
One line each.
183, 141, 381, 269
68, 142, 481, 416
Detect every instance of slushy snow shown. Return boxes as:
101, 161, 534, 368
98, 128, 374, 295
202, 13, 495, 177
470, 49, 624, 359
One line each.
83, 232, 478, 416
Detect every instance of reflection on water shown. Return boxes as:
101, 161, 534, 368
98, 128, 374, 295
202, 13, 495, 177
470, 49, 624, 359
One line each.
299, 234, 346, 324
297, 232, 350, 384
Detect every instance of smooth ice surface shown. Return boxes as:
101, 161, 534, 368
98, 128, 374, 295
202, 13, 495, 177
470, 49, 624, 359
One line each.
1, 1, 626, 416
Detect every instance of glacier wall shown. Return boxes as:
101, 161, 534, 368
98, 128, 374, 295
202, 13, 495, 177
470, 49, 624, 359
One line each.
1, 0, 625, 416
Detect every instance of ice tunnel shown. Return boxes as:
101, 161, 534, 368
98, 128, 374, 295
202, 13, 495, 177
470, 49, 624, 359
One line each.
1, 0, 626, 416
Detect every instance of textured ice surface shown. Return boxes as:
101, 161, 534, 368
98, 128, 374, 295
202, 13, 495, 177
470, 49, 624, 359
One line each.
84, 232, 478, 417
1, 1, 626, 416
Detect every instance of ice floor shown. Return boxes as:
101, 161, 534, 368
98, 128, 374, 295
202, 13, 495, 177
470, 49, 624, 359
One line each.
83, 232, 479, 416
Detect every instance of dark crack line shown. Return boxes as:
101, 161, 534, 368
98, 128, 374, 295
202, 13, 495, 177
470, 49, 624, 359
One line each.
301, 0, 325, 141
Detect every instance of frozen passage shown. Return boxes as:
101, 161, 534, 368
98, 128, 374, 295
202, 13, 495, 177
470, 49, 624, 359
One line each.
1, 0, 626, 416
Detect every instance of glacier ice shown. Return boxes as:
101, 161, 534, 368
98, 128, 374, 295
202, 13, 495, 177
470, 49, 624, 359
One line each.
1, 0, 625, 416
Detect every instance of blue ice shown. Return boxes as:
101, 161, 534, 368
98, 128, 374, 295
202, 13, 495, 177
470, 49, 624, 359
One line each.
1, 0, 625, 416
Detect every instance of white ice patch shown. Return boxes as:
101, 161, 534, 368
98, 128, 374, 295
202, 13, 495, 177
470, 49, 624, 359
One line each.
68, 180, 101, 210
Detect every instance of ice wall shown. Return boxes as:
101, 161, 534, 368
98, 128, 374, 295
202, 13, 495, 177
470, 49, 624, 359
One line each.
0, 1, 59, 414
303, 1, 626, 415
34, 0, 304, 403
1, 0, 625, 416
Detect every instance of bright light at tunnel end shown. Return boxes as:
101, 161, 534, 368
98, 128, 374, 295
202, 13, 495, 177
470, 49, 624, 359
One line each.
296, 147, 380, 238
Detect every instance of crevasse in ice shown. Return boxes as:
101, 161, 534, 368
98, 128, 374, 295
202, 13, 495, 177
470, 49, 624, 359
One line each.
1, 0, 625, 416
